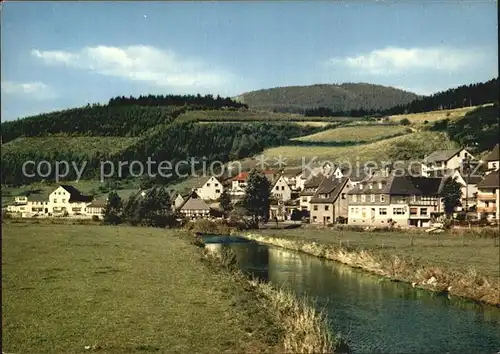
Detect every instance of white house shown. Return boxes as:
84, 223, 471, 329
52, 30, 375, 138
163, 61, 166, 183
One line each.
483, 144, 499, 172
48, 185, 93, 216
85, 200, 106, 219
192, 176, 224, 201
421, 148, 475, 176
271, 175, 293, 202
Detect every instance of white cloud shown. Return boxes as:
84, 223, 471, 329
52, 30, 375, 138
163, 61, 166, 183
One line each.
1, 80, 57, 100
31, 45, 235, 90
327, 47, 486, 75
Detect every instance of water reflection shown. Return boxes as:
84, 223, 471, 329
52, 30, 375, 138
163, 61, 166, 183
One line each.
206, 239, 500, 353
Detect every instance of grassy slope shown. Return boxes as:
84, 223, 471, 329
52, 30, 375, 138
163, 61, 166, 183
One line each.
260, 131, 457, 165
177, 109, 358, 122
2, 136, 140, 156
387, 105, 487, 125
2, 224, 280, 354
293, 125, 410, 143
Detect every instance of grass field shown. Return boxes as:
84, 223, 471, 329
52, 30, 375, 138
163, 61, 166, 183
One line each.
260, 131, 457, 165
197, 120, 334, 127
387, 105, 490, 125
1, 136, 140, 156
293, 125, 411, 143
259, 228, 500, 279
2, 223, 281, 353
177, 109, 359, 123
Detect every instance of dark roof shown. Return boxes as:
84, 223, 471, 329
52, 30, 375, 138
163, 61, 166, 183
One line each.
427, 169, 483, 185
27, 193, 48, 202
310, 177, 349, 203
424, 149, 462, 163
303, 174, 324, 189
86, 200, 107, 208
281, 168, 304, 177
483, 144, 500, 162
477, 170, 499, 189
339, 167, 374, 182
390, 176, 443, 196
349, 175, 443, 196
59, 185, 93, 202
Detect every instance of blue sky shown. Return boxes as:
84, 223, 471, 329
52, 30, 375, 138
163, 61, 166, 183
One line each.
1, 1, 498, 121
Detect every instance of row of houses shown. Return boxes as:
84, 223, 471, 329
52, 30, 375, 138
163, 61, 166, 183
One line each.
174, 144, 500, 227
5, 145, 499, 227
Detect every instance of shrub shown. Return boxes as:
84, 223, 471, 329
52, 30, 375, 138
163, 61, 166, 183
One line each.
399, 118, 411, 126
335, 216, 347, 224
91, 215, 100, 222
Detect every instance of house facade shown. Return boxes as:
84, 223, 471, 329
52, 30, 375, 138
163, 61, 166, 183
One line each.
192, 176, 223, 201
271, 175, 293, 202
421, 148, 474, 176
483, 144, 499, 172
179, 192, 212, 219
85, 200, 106, 219
476, 170, 499, 221
299, 175, 324, 211
309, 177, 352, 224
347, 174, 444, 228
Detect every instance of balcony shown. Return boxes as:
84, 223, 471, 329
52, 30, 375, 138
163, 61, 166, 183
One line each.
477, 193, 497, 201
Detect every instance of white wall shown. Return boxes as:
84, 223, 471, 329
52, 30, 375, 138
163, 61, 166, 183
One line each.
194, 177, 223, 201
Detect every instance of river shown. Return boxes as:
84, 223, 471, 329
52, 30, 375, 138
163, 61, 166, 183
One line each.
203, 235, 500, 353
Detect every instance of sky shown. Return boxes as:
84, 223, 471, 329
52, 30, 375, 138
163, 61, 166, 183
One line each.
1, 1, 498, 121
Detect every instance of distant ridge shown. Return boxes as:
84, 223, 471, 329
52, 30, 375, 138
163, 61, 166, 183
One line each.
233, 83, 420, 113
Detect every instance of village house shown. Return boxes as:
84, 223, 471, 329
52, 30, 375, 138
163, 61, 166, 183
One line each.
309, 177, 352, 225
229, 170, 279, 200
347, 172, 444, 228
421, 148, 475, 176
85, 199, 106, 219
271, 175, 295, 202
299, 174, 324, 211
281, 168, 305, 191
49, 185, 93, 216
269, 200, 300, 221
192, 176, 224, 201
426, 169, 482, 211
483, 144, 499, 172
178, 191, 212, 219
476, 170, 499, 221
170, 191, 189, 211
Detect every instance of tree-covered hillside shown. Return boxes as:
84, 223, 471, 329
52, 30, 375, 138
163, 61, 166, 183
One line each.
234, 83, 419, 113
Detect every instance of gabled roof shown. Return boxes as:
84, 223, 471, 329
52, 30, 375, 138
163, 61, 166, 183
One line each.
339, 167, 373, 182
303, 174, 324, 189
483, 144, 500, 162
310, 177, 349, 204
86, 200, 107, 208
59, 185, 93, 202
27, 193, 48, 202
477, 170, 499, 189
281, 168, 304, 177
423, 149, 463, 163
390, 176, 443, 196
180, 191, 210, 211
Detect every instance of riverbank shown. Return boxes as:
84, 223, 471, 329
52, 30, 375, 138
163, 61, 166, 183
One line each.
2, 223, 281, 353
239, 229, 500, 307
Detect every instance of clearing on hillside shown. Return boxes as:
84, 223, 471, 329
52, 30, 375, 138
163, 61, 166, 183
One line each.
260, 131, 457, 165
387, 105, 492, 125
293, 125, 411, 143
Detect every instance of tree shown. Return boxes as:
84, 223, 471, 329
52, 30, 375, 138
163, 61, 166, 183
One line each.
441, 176, 462, 216
103, 191, 123, 225
123, 192, 141, 226
139, 187, 174, 227
399, 118, 411, 126
243, 169, 271, 223
218, 189, 232, 215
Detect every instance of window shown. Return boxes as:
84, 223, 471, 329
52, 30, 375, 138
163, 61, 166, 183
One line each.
379, 208, 387, 215
393, 208, 405, 215
351, 207, 355, 214
341, 193, 346, 199
361, 195, 366, 202
62, 199, 66, 203
207, 183, 211, 187
313, 205, 318, 211
215, 189, 221, 193
379, 182, 383, 189
370, 195, 375, 202
380, 195, 385, 202
54, 199, 57, 203
355, 208, 359, 214
420, 208, 428, 216
302, 197, 307, 202
215, 183, 219, 187
369, 183, 373, 189
411, 195, 416, 202
352, 195, 357, 202
281, 186, 285, 191
410, 208, 418, 215
324, 205, 329, 211
327, 217, 331, 221
313, 216, 317, 222
359, 184, 363, 189
276, 186, 279, 191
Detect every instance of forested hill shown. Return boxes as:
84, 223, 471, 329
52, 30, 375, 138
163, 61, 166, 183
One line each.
302, 78, 499, 117
233, 83, 419, 113
383, 78, 499, 115
0, 94, 247, 144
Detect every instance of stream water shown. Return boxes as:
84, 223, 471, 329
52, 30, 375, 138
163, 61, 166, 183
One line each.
203, 235, 500, 353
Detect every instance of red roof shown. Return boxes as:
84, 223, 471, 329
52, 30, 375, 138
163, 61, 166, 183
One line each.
232, 170, 278, 181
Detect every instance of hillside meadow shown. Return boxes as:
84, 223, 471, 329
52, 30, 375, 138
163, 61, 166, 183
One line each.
293, 125, 411, 143
260, 131, 457, 165
2, 223, 282, 353
387, 105, 488, 125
